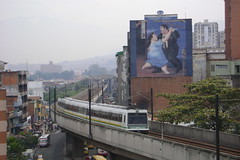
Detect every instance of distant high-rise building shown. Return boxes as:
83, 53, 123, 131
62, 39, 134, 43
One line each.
203, 0, 240, 88
194, 19, 219, 49
40, 61, 62, 73
218, 31, 225, 48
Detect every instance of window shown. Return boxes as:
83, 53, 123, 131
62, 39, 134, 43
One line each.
211, 65, 215, 72
128, 113, 147, 124
216, 65, 228, 69
236, 65, 240, 73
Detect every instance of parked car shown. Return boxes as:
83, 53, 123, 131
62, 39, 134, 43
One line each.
87, 144, 94, 149
97, 148, 108, 156
91, 155, 106, 160
37, 155, 44, 160
84, 147, 89, 155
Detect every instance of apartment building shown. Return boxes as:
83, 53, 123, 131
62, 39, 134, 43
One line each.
207, 0, 240, 88
194, 19, 219, 49
0, 70, 28, 134
192, 0, 240, 88
0, 88, 7, 160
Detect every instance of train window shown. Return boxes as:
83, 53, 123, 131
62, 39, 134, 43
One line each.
79, 108, 83, 114
97, 111, 99, 117
72, 106, 77, 112
107, 113, 111, 120
123, 115, 125, 123
119, 115, 122, 122
116, 115, 119, 121
102, 112, 106, 118
128, 113, 147, 124
102, 112, 107, 119
100, 112, 103, 118
113, 114, 117, 121
109, 114, 122, 122
98, 111, 101, 117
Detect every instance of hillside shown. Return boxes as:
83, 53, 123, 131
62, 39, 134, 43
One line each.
6, 54, 117, 73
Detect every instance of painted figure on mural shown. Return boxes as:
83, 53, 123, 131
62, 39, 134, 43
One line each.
158, 24, 182, 73
141, 27, 175, 75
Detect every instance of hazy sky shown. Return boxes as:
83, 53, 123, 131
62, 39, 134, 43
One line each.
0, 0, 225, 64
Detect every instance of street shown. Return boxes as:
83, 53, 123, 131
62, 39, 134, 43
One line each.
35, 130, 66, 160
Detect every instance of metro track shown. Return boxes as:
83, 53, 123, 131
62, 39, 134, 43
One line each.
148, 131, 240, 157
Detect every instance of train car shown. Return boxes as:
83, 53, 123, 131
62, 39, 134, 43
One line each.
57, 97, 149, 133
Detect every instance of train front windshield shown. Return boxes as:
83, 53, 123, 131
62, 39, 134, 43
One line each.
128, 113, 148, 124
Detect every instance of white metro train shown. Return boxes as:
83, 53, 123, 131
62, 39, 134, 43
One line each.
57, 97, 149, 133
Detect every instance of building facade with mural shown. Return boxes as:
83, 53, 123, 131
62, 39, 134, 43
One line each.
127, 11, 193, 113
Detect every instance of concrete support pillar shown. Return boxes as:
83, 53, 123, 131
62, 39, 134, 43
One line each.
72, 137, 84, 160
66, 133, 73, 157
66, 133, 85, 160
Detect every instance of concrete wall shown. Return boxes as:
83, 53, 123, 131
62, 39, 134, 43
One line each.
116, 46, 130, 106
131, 76, 192, 112
192, 53, 207, 82
150, 121, 240, 150
53, 109, 240, 160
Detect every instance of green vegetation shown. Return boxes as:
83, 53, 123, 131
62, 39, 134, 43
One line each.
156, 77, 240, 134
82, 64, 109, 76
43, 78, 89, 102
7, 132, 38, 160
28, 70, 75, 81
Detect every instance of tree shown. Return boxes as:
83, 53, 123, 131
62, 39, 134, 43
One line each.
83, 64, 109, 76
156, 77, 240, 134
28, 70, 75, 81
7, 136, 26, 160
7, 132, 38, 160
19, 132, 38, 149
43, 78, 89, 102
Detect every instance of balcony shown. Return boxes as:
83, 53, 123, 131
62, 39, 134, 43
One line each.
15, 123, 24, 128
14, 110, 22, 117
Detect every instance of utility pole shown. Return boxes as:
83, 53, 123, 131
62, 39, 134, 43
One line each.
151, 88, 153, 121
48, 86, 51, 120
54, 86, 56, 123
88, 81, 92, 139
215, 95, 220, 160
102, 85, 104, 104
65, 84, 67, 97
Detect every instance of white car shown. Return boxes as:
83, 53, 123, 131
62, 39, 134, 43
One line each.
37, 155, 44, 160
